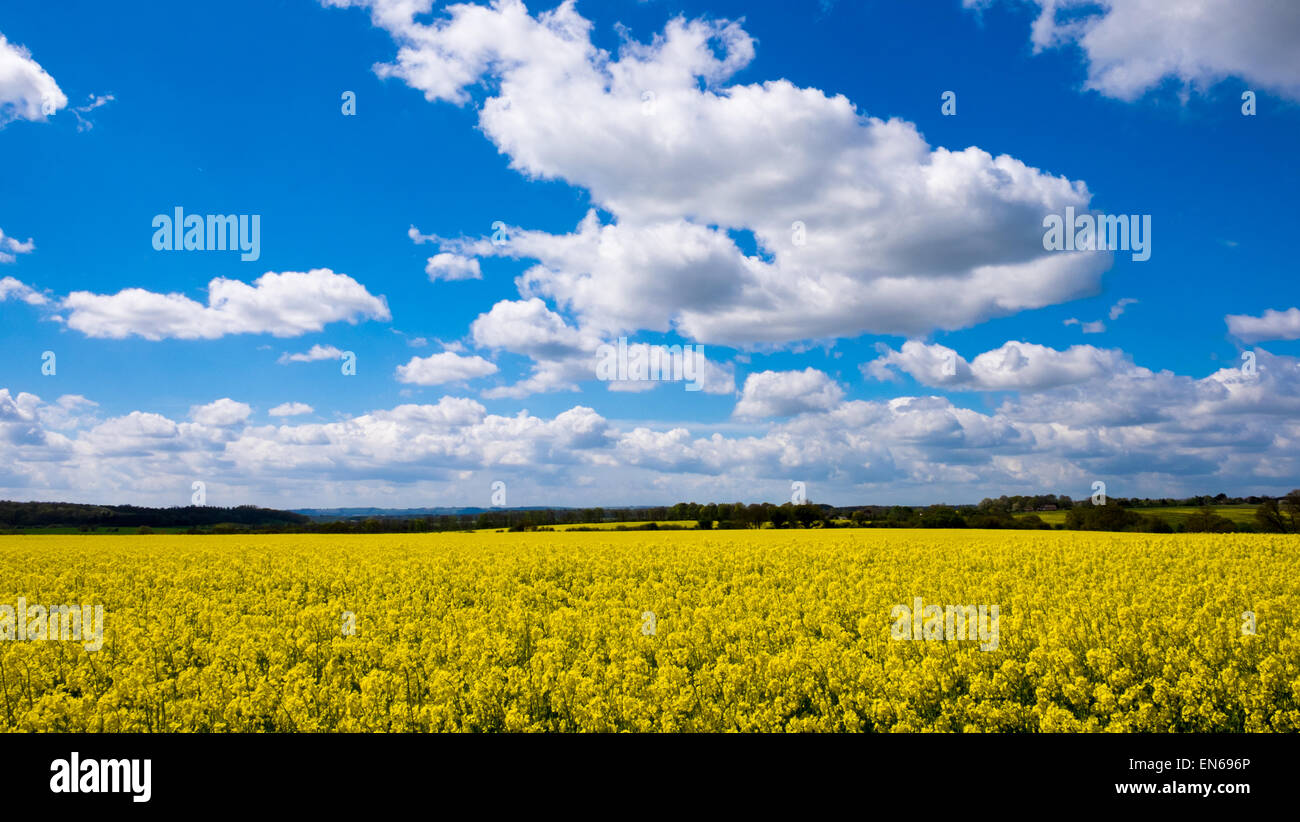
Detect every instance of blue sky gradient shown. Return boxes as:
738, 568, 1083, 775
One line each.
2, 0, 1298, 508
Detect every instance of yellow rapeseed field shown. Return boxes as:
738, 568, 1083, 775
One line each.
0, 529, 1296, 732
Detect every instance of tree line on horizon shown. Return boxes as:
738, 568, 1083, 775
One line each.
2, 491, 1297, 535
0, 501, 309, 530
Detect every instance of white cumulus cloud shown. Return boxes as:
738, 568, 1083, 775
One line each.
425, 252, 482, 281
396, 351, 499, 385
189, 398, 253, 427
1226, 307, 1300, 343
967, 0, 1300, 102
328, 0, 1108, 344
62, 269, 391, 340
0, 32, 66, 126
864, 340, 1133, 391
0, 275, 46, 305
733, 368, 845, 420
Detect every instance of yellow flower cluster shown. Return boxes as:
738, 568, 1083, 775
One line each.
0, 529, 1295, 732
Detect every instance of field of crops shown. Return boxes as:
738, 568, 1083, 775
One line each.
1128, 506, 1261, 526
487, 520, 697, 532
1015, 505, 1259, 527
1, 530, 1296, 732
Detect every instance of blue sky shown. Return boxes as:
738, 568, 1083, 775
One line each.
2, 0, 1298, 508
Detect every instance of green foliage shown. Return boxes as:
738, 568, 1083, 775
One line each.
1182, 509, 1236, 533
1065, 503, 1171, 533
0, 501, 308, 530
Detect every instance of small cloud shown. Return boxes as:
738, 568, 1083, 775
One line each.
395, 351, 498, 385
0, 228, 36, 264
425, 252, 482, 282
268, 402, 313, 417
75, 93, 113, 112
0, 275, 46, 305
70, 93, 114, 131
278, 344, 344, 364
1108, 298, 1138, 321
1226, 307, 1300, 343
1065, 300, 1131, 333
56, 394, 98, 410
390, 329, 431, 347
190, 398, 252, 427
408, 225, 438, 244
